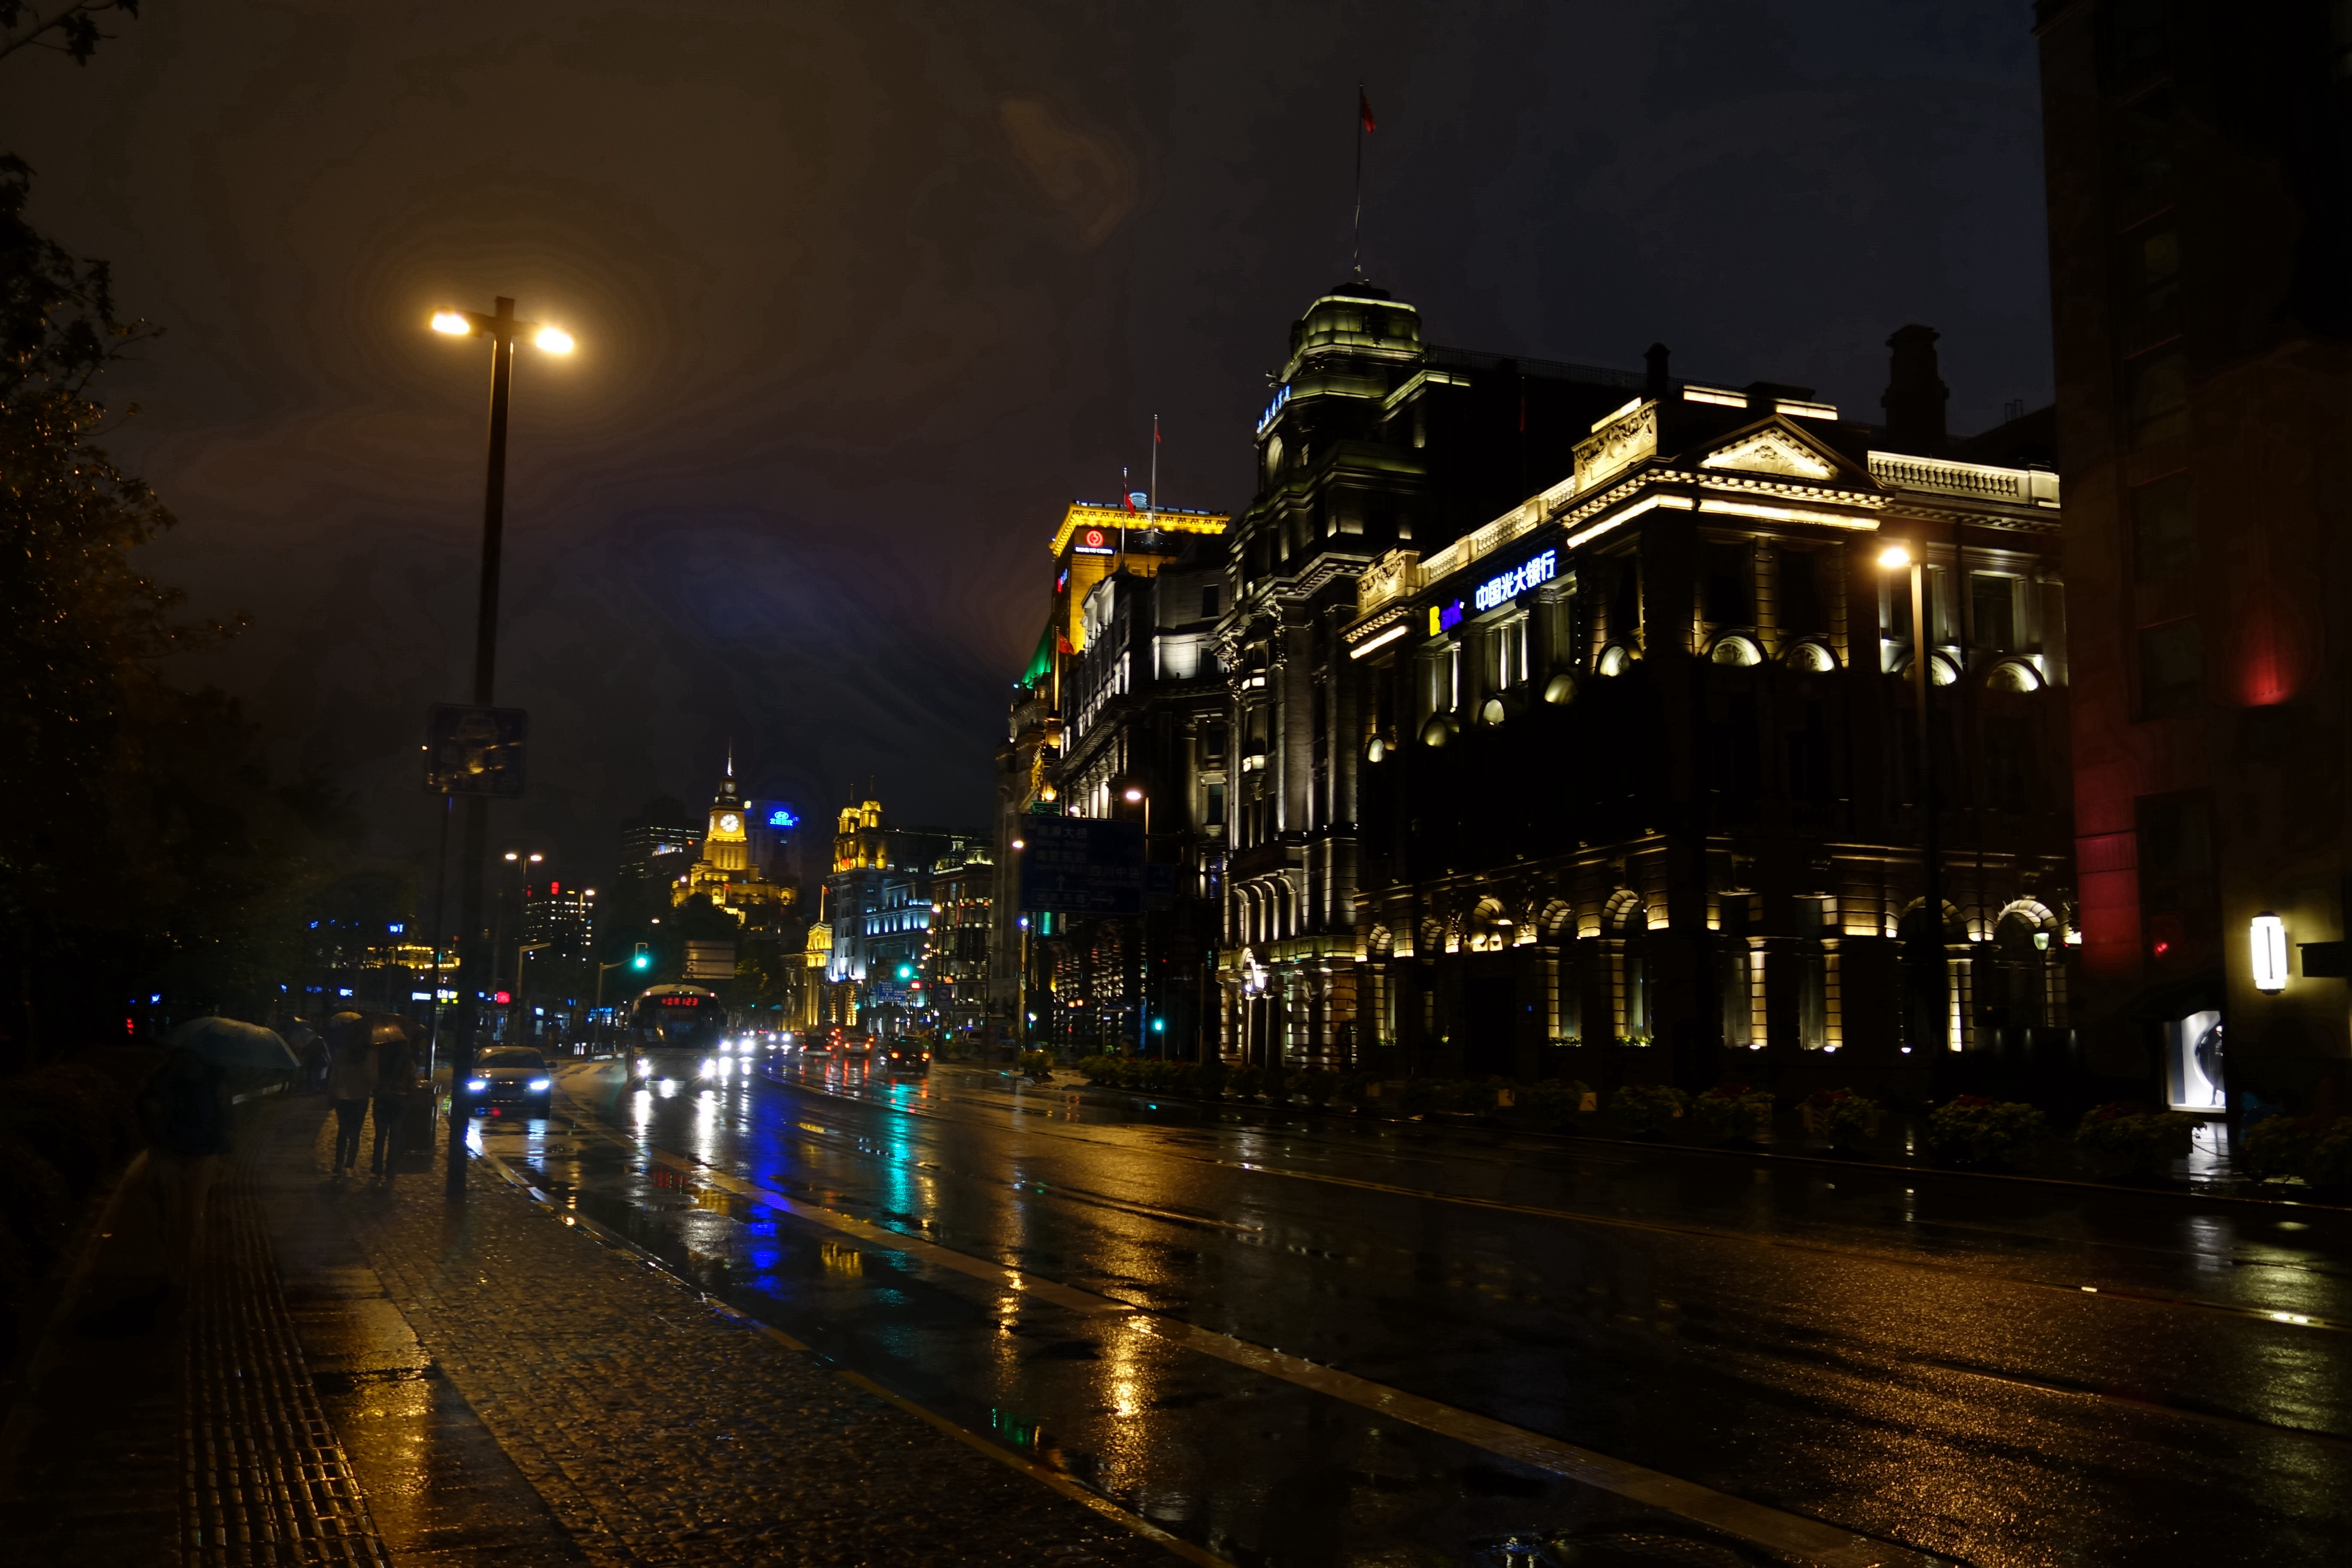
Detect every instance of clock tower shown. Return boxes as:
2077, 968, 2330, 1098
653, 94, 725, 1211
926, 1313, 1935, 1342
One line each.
674, 750, 793, 925
703, 751, 750, 873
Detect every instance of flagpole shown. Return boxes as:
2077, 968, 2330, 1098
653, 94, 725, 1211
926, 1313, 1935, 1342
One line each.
1119, 465, 1128, 573
1150, 414, 1159, 515
1353, 83, 1365, 277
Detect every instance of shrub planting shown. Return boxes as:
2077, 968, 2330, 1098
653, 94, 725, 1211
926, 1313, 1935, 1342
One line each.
1926, 1096, 2048, 1165
2073, 1102, 2196, 1176
2241, 1114, 2352, 1188
1800, 1088, 1883, 1149
1608, 1082, 1687, 1135
1690, 1084, 1775, 1142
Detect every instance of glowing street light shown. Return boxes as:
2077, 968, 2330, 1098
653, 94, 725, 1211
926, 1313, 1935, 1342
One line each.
429, 296, 576, 1198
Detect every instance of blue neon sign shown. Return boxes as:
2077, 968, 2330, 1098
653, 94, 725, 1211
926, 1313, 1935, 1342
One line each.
1474, 548, 1558, 612
767, 806, 798, 829
1256, 383, 1292, 435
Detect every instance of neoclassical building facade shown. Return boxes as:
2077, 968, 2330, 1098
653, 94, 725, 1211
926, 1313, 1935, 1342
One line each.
1217, 284, 2074, 1089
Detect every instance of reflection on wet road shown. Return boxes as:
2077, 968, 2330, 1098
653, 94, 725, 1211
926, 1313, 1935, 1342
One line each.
471, 1052, 2352, 1567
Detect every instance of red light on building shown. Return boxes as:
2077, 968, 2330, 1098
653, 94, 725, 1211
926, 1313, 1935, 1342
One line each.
494, 990, 512, 1004
549, 880, 560, 894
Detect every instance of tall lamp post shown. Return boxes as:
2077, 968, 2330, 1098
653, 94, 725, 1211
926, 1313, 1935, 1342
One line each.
430, 297, 572, 1197
1878, 542, 1945, 1058
1118, 781, 1153, 1054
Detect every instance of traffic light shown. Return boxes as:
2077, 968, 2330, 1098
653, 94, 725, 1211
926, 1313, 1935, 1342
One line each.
895, 963, 914, 981
631, 941, 651, 971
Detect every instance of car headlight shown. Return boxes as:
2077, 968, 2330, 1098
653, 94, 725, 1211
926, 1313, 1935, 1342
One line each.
634, 1059, 649, 1075
530, 1078, 551, 1090
467, 1078, 488, 1091
700, 1058, 716, 1075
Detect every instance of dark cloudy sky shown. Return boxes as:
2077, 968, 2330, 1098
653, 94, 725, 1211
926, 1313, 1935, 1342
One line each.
9, 1, 2050, 887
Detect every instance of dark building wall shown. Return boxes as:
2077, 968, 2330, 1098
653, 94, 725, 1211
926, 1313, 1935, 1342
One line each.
2038, 0, 2352, 1112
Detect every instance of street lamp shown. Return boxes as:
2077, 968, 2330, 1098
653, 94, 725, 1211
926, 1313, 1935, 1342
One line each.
1879, 540, 1947, 1055
431, 296, 573, 1197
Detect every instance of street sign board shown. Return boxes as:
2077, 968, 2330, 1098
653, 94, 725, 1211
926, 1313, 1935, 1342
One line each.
423, 704, 528, 797
684, 940, 737, 980
1018, 816, 1145, 914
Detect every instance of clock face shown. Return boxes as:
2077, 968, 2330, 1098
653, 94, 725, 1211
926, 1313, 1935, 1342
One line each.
718, 813, 740, 833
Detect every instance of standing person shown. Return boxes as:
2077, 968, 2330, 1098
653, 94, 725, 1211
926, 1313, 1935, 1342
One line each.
136, 1045, 234, 1292
369, 1020, 418, 1176
325, 1020, 378, 1175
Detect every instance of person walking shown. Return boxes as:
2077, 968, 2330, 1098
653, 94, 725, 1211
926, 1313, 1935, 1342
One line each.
369, 1020, 419, 1176
135, 1044, 234, 1292
325, 1019, 378, 1175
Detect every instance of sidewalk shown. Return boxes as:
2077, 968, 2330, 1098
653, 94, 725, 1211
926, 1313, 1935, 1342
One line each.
3, 1092, 1180, 1566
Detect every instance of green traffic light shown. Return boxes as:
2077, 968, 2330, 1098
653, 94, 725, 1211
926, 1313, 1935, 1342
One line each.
632, 953, 650, 970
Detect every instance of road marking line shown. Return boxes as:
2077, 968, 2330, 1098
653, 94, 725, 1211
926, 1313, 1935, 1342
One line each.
721, 1065, 2352, 1337
471, 1143, 1230, 1568
553, 1086, 1938, 1568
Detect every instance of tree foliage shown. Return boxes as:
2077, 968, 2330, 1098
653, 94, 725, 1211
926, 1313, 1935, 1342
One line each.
3, 155, 357, 1056
0, 2, 140, 67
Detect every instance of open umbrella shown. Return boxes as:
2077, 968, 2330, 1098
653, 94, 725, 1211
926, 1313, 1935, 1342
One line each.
169, 1017, 300, 1073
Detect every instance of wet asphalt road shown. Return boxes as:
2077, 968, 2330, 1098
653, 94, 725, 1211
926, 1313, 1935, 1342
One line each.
472, 1050, 2352, 1568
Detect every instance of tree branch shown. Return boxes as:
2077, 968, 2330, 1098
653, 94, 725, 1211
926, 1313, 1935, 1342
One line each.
0, 1, 140, 67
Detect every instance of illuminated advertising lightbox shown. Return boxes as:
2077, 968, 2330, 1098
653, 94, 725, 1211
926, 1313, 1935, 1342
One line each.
1073, 527, 1116, 555
1430, 600, 1465, 635
1474, 548, 1558, 612
2163, 1010, 2225, 1114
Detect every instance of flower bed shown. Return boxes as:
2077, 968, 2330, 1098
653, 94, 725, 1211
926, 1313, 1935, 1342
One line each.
1925, 1096, 2047, 1166
1608, 1082, 1687, 1136
2241, 1114, 2352, 1190
2073, 1102, 2197, 1176
1690, 1084, 1774, 1142
1799, 1088, 1883, 1149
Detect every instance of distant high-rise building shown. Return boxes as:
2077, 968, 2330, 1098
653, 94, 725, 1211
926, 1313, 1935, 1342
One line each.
616, 795, 700, 925
2037, 0, 2351, 1118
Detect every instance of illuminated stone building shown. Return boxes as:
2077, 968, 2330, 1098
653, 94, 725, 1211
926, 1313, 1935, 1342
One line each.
1037, 540, 1231, 1055
928, 843, 995, 1039
2036, 1, 2351, 1118
992, 500, 1231, 1049
672, 757, 794, 928
821, 796, 971, 1026
1344, 348, 2070, 1087
1218, 283, 1681, 1066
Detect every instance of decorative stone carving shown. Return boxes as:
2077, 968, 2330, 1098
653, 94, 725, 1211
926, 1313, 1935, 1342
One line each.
1698, 429, 1835, 480
1574, 401, 1657, 492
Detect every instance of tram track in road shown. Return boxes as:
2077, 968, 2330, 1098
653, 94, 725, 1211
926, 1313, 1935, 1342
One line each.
699, 1059, 2352, 1342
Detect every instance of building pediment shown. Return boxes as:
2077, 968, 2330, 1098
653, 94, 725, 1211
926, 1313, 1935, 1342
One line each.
1697, 424, 1841, 481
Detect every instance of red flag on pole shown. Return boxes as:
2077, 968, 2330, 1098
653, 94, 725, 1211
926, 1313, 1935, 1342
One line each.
1360, 90, 1377, 133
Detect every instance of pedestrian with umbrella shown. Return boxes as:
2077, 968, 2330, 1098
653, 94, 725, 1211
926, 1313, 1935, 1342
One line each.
141, 1017, 293, 1289
325, 1015, 379, 1175
368, 1015, 420, 1176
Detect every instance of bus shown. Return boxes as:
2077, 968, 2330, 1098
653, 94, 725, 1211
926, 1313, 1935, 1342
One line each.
623, 984, 732, 1087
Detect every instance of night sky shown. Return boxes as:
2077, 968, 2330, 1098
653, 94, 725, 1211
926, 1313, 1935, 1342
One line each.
10, 2, 2050, 888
